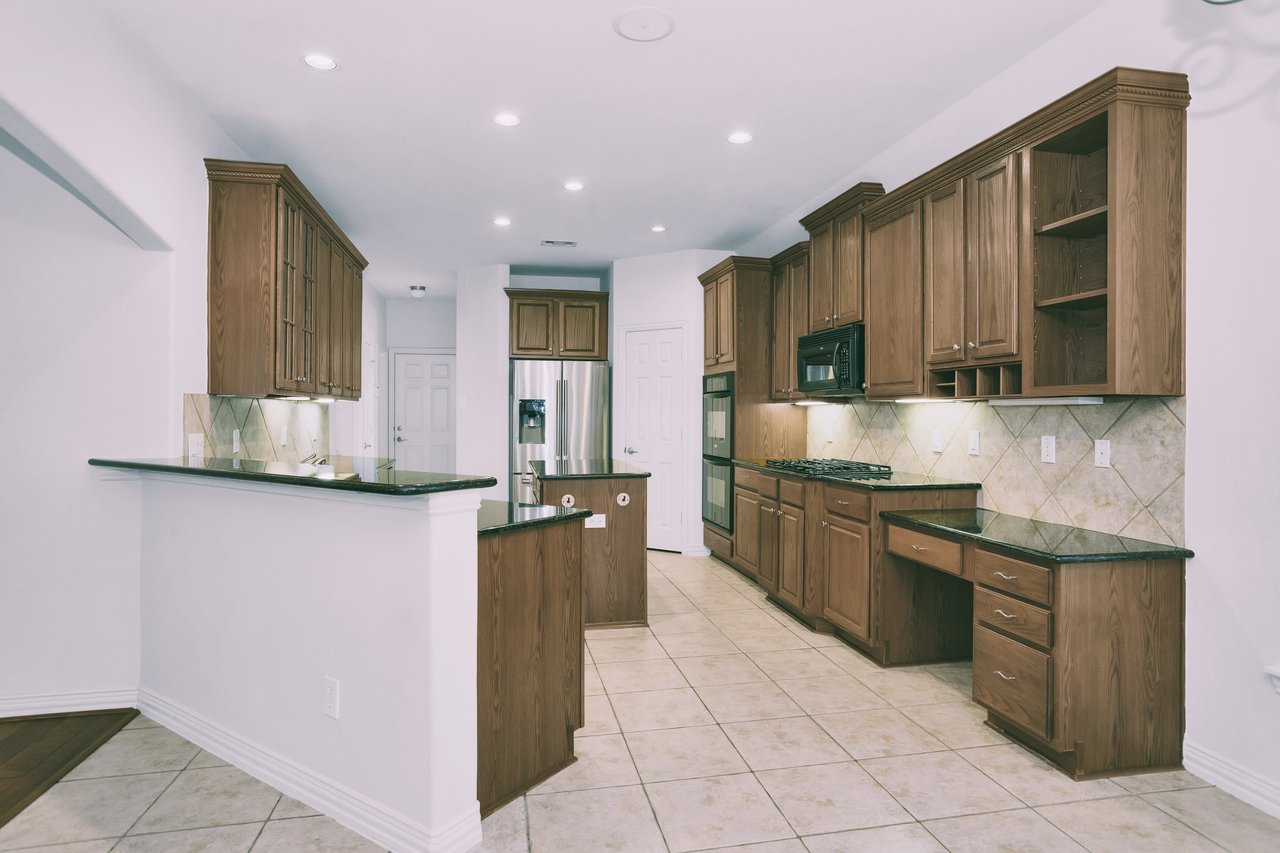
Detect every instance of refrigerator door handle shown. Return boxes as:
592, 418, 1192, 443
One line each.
558, 377, 567, 461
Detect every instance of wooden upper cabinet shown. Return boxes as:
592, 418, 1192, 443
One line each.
715, 274, 735, 365
924, 179, 967, 365
703, 284, 718, 367
865, 202, 925, 398
206, 159, 367, 401
968, 154, 1019, 360
800, 182, 885, 333
769, 243, 809, 400
699, 256, 772, 375
507, 290, 608, 360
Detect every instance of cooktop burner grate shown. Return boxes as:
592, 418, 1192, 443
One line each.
763, 458, 893, 478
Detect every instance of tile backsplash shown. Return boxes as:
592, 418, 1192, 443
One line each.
806, 397, 1184, 545
183, 394, 329, 464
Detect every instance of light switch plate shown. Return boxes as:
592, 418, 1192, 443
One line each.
931, 429, 944, 453
1040, 435, 1056, 464
585, 514, 606, 529
968, 431, 980, 456
279, 426, 288, 446
187, 434, 204, 462
232, 429, 241, 454
1094, 439, 1111, 468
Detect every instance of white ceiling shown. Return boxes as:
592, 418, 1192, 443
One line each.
100, 0, 1103, 298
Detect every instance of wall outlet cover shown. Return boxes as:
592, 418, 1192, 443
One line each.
931, 429, 944, 453
968, 431, 980, 456
323, 676, 340, 720
585, 514, 606, 529
232, 429, 241, 454
187, 434, 204, 461
1040, 435, 1056, 464
1094, 439, 1111, 468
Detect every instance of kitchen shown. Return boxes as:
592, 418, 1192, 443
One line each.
2, 1, 1279, 852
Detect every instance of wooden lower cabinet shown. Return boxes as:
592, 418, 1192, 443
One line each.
821, 513, 871, 640
757, 497, 779, 593
733, 487, 761, 578
776, 503, 805, 609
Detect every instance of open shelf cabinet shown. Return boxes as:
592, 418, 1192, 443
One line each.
930, 362, 1022, 400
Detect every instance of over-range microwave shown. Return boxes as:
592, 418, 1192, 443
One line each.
797, 324, 865, 396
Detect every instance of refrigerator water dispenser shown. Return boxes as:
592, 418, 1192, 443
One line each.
518, 399, 546, 444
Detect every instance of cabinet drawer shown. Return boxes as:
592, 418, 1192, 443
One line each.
975, 549, 1052, 606
975, 587, 1052, 650
735, 467, 778, 498
705, 526, 732, 561
822, 487, 870, 521
973, 625, 1051, 740
886, 524, 964, 577
779, 477, 805, 507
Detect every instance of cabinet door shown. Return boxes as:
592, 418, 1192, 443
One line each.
274, 189, 304, 393
716, 275, 735, 364
558, 297, 605, 359
348, 266, 363, 399
314, 229, 335, 395
776, 503, 804, 608
822, 513, 871, 641
341, 254, 360, 398
831, 208, 862, 325
924, 179, 967, 364
968, 155, 1020, 359
788, 257, 809, 399
733, 488, 760, 576
510, 297, 557, 358
865, 203, 925, 397
807, 222, 834, 332
295, 211, 319, 393
770, 268, 791, 400
326, 240, 347, 399
703, 283, 719, 368
757, 498, 779, 593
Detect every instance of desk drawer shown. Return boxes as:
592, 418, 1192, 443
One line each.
823, 487, 870, 521
886, 524, 964, 577
735, 467, 778, 498
973, 625, 1051, 741
975, 587, 1052, 650
975, 549, 1052, 606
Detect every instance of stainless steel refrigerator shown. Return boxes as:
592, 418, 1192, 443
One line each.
510, 360, 611, 503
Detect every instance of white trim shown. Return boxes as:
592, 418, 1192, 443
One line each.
1184, 740, 1280, 819
0, 688, 139, 717
683, 546, 712, 557
139, 689, 481, 853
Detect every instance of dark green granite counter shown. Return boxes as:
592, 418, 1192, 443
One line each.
529, 459, 652, 480
881, 508, 1194, 564
734, 458, 980, 491
88, 457, 496, 496
476, 500, 592, 537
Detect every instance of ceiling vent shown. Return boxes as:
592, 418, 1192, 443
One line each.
540, 240, 578, 248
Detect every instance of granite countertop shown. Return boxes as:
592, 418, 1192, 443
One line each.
529, 459, 652, 480
88, 457, 496, 496
733, 458, 981, 491
880, 507, 1195, 564
477, 500, 592, 537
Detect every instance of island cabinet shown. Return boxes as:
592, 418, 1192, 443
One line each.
865, 201, 926, 398
205, 159, 366, 400
508, 289, 608, 360
769, 243, 810, 401
799, 183, 885, 333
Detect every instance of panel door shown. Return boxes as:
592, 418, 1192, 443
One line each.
393, 353, 457, 472
703, 283, 718, 368
274, 189, 304, 393
788, 257, 809, 399
295, 211, 319, 393
757, 498, 779, 593
770, 268, 792, 400
822, 513, 871, 641
807, 221, 834, 332
776, 503, 804, 609
865, 203, 925, 397
831, 208, 863, 325
924, 179, 967, 364
733, 488, 760, 576
716, 275, 735, 364
623, 326, 685, 551
314, 228, 335, 395
968, 154, 1020, 359
511, 297, 556, 358
347, 265, 363, 399
559, 297, 605, 359
326, 240, 347, 399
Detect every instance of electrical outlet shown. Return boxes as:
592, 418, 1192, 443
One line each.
1094, 439, 1111, 468
585, 515, 606, 529
232, 429, 241, 454
968, 430, 980, 456
931, 429, 944, 453
187, 434, 204, 462
323, 676, 340, 719
1040, 435, 1056, 464
279, 426, 288, 446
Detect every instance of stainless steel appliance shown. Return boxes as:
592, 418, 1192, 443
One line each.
510, 360, 611, 504
797, 324, 865, 395
702, 373, 734, 532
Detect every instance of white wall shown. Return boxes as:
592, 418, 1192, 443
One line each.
455, 265, 511, 497
329, 288, 388, 459
611, 250, 730, 554
740, 0, 1280, 815
385, 298, 457, 350
508, 273, 604, 292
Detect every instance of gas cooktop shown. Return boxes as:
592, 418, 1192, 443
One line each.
764, 458, 893, 479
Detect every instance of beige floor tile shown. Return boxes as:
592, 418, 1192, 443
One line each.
673, 654, 770, 687
649, 595, 698, 615
648, 578, 680, 597
727, 627, 813, 653
756, 761, 912, 835
115, 823, 263, 852
1144, 786, 1280, 851
958, 744, 1125, 806
700, 841, 806, 853
799, 631, 847, 649
748, 649, 844, 680
685, 592, 759, 613
63, 727, 200, 780
923, 808, 1085, 852
269, 795, 320, 820
721, 717, 849, 771
131, 767, 282, 834
477, 798, 528, 853
1037, 795, 1224, 852
588, 635, 670, 663
527, 785, 666, 853
625, 724, 748, 782
124, 715, 162, 730
0, 773, 176, 849
250, 815, 382, 852
708, 609, 784, 633
646, 773, 794, 852
609, 688, 714, 732
532, 733, 638, 794
0, 843, 115, 852
585, 626, 654, 640
649, 612, 719, 636
861, 751, 1021, 821
812, 709, 947, 760
695, 682, 806, 724
597, 659, 689, 693
578, 693, 621, 736
1112, 769, 1211, 795
816, 644, 882, 677
924, 661, 973, 694
900, 702, 1008, 749
853, 669, 967, 707
187, 749, 232, 770
583, 663, 605, 696
775, 676, 887, 715
656, 631, 740, 658
801, 822, 945, 852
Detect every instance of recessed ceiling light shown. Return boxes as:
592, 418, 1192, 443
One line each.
303, 54, 337, 71
563, 180, 585, 192
613, 7, 676, 42
728, 131, 753, 144
650, 225, 667, 233
493, 113, 521, 127
494, 216, 512, 227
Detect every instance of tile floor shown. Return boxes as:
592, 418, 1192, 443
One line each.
2, 550, 1278, 852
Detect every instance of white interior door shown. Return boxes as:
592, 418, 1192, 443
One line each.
393, 353, 457, 472
623, 327, 684, 551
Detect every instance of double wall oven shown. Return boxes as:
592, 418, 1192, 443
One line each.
702, 373, 733, 532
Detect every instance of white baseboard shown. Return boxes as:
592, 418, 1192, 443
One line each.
138, 690, 481, 853
0, 688, 138, 718
1184, 740, 1280, 819
683, 545, 711, 557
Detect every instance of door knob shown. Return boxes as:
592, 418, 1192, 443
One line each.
624, 446, 638, 455
395, 436, 405, 443
394, 425, 403, 431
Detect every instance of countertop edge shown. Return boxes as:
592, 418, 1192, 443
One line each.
732, 458, 981, 491
478, 508, 593, 537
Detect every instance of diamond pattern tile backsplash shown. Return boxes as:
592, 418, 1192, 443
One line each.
182, 394, 329, 464
806, 398, 1185, 545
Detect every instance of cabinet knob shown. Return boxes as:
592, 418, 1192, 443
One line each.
821, 520, 828, 528
967, 341, 976, 349
776, 509, 783, 516
952, 344, 961, 351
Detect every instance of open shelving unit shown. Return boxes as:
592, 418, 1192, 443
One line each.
929, 363, 1022, 400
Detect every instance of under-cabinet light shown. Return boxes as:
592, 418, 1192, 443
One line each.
893, 398, 957, 404
281, 396, 310, 401
314, 398, 336, 404
989, 397, 1103, 407
794, 400, 828, 406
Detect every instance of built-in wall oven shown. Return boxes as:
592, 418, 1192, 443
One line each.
702, 373, 734, 532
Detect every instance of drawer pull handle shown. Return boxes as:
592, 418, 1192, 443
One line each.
910, 544, 927, 552
837, 500, 849, 505
994, 670, 1016, 681
994, 571, 1018, 580
994, 609, 1016, 619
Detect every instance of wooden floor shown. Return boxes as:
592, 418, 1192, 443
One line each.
0, 708, 138, 828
